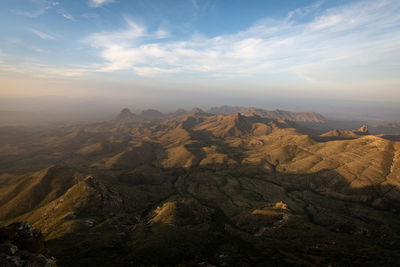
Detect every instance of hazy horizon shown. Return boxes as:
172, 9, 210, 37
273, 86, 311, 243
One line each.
1, 95, 400, 125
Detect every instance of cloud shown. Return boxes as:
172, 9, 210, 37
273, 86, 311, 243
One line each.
309, 14, 343, 31
57, 8, 75, 21
87, 17, 147, 48
287, 0, 324, 20
88, 0, 116, 8
14, 0, 74, 21
189, 0, 215, 16
82, 0, 400, 81
29, 28, 56, 40
6, 0, 400, 88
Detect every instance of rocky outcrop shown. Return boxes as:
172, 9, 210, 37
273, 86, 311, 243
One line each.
0, 222, 55, 266
356, 125, 369, 134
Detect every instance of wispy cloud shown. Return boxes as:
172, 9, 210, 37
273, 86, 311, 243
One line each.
81, 0, 400, 83
14, 0, 74, 21
88, 0, 115, 8
287, 0, 324, 20
190, 0, 215, 16
29, 28, 56, 40
84, 17, 170, 72
309, 14, 343, 31
57, 7, 75, 21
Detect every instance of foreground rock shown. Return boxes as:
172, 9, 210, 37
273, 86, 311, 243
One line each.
0, 222, 55, 266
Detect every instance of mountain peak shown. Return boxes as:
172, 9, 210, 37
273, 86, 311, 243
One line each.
358, 124, 369, 134
115, 108, 137, 123
119, 108, 132, 116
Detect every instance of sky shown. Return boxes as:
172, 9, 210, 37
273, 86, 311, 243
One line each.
0, 0, 400, 105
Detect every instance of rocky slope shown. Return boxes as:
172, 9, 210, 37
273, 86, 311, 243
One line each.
0, 222, 55, 266
0, 166, 124, 239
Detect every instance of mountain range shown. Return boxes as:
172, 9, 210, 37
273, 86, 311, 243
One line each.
1, 106, 400, 266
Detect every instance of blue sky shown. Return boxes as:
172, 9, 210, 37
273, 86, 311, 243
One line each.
0, 0, 400, 102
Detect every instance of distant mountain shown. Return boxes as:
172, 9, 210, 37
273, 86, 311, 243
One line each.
208, 105, 325, 123
115, 108, 165, 123
115, 108, 138, 123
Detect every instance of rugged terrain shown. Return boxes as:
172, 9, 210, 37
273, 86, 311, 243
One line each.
0, 221, 55, 266
1, 106, 400, 266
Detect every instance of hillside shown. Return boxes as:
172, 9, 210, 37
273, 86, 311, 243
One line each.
1, 108, 400, 266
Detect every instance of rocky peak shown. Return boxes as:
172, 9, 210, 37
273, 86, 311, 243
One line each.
358, 125, 369, 134
119, 108, 133, 117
